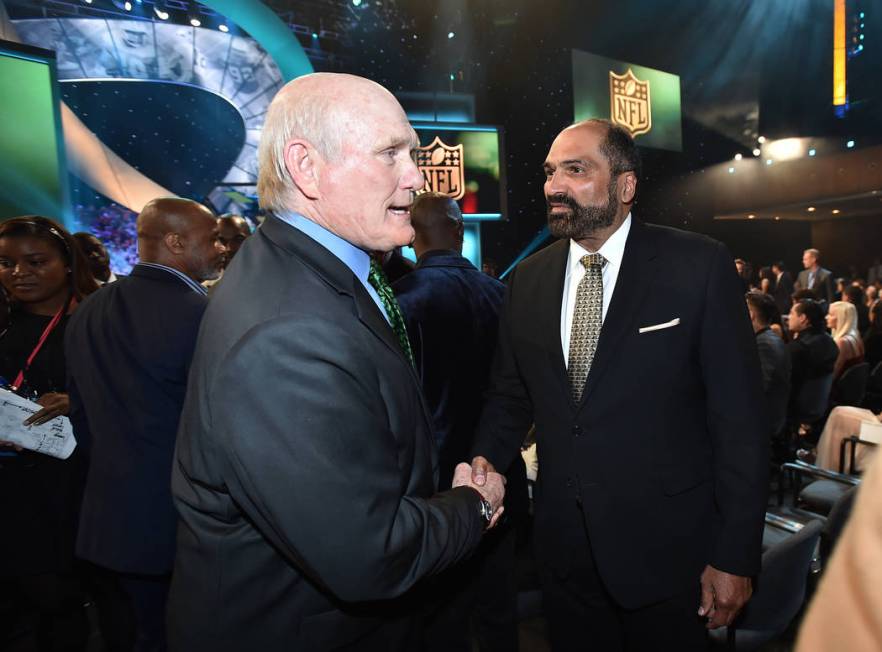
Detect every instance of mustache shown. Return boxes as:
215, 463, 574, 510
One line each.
546, 193, 580, 212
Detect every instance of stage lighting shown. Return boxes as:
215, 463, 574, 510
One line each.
448, 31, 455, 39
124, 1, 132, 10
808, 148, 817, 156
752, 148, 761, 156
807, 207, 816, 212
728, 167, 735, 174
774, 216, 781, 221
312, 32, 319, 39
219, 24, 229, 32
832, 209, 841, 214
765, 159, 773, 166
353, 0, 362, 5
748, 214, 755, 219
847, 140, 855, 148
190, 17, 201, 27
84, 0, 92, 4
757, 136, 766, 143
734, 153, 742, 161
155, 9, 169, 19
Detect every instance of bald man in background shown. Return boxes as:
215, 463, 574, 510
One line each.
66, 197, 224, 652
216, 214, 252, 265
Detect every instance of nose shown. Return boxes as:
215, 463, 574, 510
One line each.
545, 169, 565, 195
401, 157, 424, 192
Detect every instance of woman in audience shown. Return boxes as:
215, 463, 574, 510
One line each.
826, 300, 864, 379
0, 216, 98, 650
864, 301, 882, 370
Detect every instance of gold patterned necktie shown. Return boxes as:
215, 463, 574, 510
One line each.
368, 260, 416, 367
567, 253, 605, 403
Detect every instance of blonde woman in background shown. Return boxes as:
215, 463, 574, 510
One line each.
826, 300, 864, 379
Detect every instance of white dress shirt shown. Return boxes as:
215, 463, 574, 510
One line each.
560, 214, 631, 368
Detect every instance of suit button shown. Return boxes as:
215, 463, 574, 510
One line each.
572, 425, 582, 437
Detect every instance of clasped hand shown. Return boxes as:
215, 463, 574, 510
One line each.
452, 459, 506, 530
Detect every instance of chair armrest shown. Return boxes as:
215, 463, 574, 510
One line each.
844, 436, 879, 475
781, 460, 861, 485
765, 512, 807, 534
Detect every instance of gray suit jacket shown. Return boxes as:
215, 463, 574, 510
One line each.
167, 215, 484, 651
796, 267, 835, 304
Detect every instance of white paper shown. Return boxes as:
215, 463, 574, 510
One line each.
0, 388, 77, 459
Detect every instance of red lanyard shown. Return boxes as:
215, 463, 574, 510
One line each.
11, 306, 66, 392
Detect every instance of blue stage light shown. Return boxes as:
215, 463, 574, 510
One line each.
353, 0, 362, 5
847, 140, 855, 148
219, 24, 229, 32
808, 148, 816, 156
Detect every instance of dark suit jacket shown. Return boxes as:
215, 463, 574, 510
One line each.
773, 271, 794, 316
167, 216, 485, 651
796, 267, 835, 305
66, 265, 208, 574
473, 220, 768, 609
755, 327, 791, 436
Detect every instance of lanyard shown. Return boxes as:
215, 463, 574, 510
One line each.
10, 305, 66, 392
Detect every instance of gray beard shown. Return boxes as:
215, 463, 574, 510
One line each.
546, 181, 619, 240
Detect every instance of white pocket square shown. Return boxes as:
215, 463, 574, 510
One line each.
638, 318, 680, 334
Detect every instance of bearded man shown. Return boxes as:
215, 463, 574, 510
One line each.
468, 119, 768, 651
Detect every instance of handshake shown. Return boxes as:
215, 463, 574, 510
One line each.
451, 456, 505, 530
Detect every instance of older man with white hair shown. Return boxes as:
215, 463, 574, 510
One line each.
167, 73, 506, 651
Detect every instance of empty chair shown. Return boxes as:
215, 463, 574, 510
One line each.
710, 519, 823, 651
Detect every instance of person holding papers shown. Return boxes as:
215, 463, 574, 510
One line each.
0, 216, 98, 650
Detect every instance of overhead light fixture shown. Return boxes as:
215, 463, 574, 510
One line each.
752, 148, 761, 156
832, 209, 841, 214
774, 216, 781, 221
748, 214, 756, 219
734, 153, 743, 161
124, 1, 132, 9
353, 0, 362, 5
448, 31, 455, 39
219, 24, 229, 32
757, 136, 766, 144
190, 17, 201, 27
808, 148, 817, 156
847, 140, 855, 148
807, 207, 816, 212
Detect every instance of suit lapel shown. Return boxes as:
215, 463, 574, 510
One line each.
577, 220, 658, 409
534, 240, 570, 398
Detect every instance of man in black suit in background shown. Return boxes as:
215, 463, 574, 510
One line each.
795, 248, 835, 306
167, 73, 505, 652
66, 198, 225, 651
470, 119, 768, 651
746, 291, 791, 439
393, 192, 526, 651
771, 261, 794, 317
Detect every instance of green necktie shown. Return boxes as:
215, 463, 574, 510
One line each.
368, 260, 415, 367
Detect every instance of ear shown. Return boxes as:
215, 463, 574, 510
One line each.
620, 172, 637, 205
163, 232, 185, 255
455, 220, 465, 243
283, 140, 321, 200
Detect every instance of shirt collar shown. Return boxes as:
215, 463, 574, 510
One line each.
567, 213, 632, 274
275, 211, 371, 285
135, 262, 207, 295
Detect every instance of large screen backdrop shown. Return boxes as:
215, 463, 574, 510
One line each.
0, 40, 70, 223
572, 49, 682, 152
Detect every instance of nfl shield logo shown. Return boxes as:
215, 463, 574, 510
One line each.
609, 68, 652, 137
415, 137, 465, 200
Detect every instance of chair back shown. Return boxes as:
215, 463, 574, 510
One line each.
835, 362, 870, 406
869, 361, 882, 393
794, 373, 834, 422
728, 519, 823, 650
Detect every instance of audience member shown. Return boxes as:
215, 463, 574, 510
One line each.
73, 232, 116, 284
167, 73, 505, 651
787, 299, 838, 422
863, 301, 882, 370
795, 248, 834, 305
757, 266, 774, 294
826, 300, 864, 379
394, 192, 526, 652
66, 197, 224, 652
842, 284, 870, 335
481, 258, 499, 278
865, 284, 878, 310
771, 260, 794, 317
0, 216, 98, 650
746, 291, 791, 437
470, 118, 767, 650
734, 257, 751, 292
216, 214, 251, 267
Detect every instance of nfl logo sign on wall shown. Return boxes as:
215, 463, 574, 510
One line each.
609, 68, 651, 137
415, 137, 465, 200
